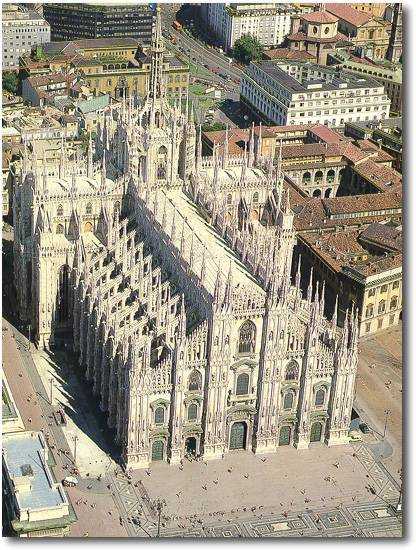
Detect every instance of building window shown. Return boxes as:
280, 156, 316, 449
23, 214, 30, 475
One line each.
368, 288, 375, 297
390, 296, 398, 310
315, 388, 325, 407
252, 191, 259, 204
236, 373, 250, 396
188, 370, 202, 391
381, 284, 388, 293
302, 171, 311, 184
57, 204, 64, 216
366, 304, 374, 318
238, 320, 256, 354
285, 361, 299, 381
86, 202, 92, 215
378, 319, 383, 329
283, 391, 294, 410
227, 193, 232, 205
392, 281, 399, 290
188, 403, 198, 421
154, 406, 165, 425
389, 314, 395, 325
378, 300, 386, 314
366, 322, 371, 333
56, 223, 64, 234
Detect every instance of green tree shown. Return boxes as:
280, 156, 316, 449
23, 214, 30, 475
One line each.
2, 72, 19, 94
232, 34, 264, 65
201, 121, 227, 132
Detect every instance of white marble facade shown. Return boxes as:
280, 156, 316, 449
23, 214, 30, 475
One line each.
13, 7, 358, 470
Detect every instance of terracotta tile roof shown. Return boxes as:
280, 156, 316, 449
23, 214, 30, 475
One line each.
352, 159, 402, 191
323, 189, 402, 217
326, 3, 373, 26
359, 222, 402, 252
27, 74, 73, 88
286, 31, 348, 43
309, 125, 344, 144
301, 10, 339, 24
299, 225, 402, 276
263, 48, 315, 61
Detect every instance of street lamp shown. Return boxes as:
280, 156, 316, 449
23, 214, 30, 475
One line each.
49, 377, 54, 405
383, 409, 391, 438
73, 435, 79, 464
154, 498, 166, 537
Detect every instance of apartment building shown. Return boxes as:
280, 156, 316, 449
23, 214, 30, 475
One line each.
240, 60, 390, 127
2, 4, 50, 70
202, 3, 295, 51
42, 3, 154, 45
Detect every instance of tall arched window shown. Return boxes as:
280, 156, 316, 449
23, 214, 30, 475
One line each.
188, 403, 198, 421
236, 373, 249, 395
327, 169, 335, 183
238, 320, 256, 354
285, 361, 299, 381
154, 406, 165, 425
302, 172, 311, 184
315, 171, 323, 183
157, 145, 167, 179
57, 264, 70, 322
252, 192, 259, 204
283, 391, 294, 410
227, 193, 232, 205
86, 202, 92, 215
188, 370, 202, 391
378, 300, 386, 314
390, 296, 398, 310
57, 204, 64, 216
56, 223, 64, 234
315, 388, 326, 407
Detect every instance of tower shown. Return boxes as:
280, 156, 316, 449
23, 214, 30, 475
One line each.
386, 3, 402, 64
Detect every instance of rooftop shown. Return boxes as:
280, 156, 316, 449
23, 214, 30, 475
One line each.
325, 3, 373, 26
2, 431, 68, 512
300, 10, 339, 24
162, 189, 264, 298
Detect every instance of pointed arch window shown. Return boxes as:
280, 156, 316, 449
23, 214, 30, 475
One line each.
315, 388, 326, 407
285, 361, 299, 381
253, 192, 259, 204
56, 223, 64, 234
86, 202, 92, 215
227, 193, 233, 205
238, 320, 256, 354
187, 403, 198, 421
283, 391, 294, 410
188, 370, 202, 391
236, 373, 249, 396
57, 204, 64, 216
154, 406, 165, 425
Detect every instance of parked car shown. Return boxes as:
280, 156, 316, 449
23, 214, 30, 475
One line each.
62, 476, 78, 487
359, 422, 370, 434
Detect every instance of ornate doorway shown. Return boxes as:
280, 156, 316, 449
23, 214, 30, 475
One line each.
229, 421, 247, 450
310, 422, 323, 443
185, 437, 197, 456
151, 440, 164, 461
279, 425, 291, 446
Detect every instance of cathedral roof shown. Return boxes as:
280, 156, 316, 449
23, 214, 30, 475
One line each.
163, 189, 265, 298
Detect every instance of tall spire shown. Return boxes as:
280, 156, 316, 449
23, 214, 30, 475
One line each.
149, 4, 165, 101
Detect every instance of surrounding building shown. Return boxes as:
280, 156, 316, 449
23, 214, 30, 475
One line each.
30, 38, 190, 100
201, 3, 295, 51
285, 9, 352, 65
21, 74, 79, 108
344, 118, 402, 171
350, 4, 387, 18
296, 222, 402, 336
42, 2, 154, 45
240, 60, 391, 127
2, 431, 76, 537
2, 4, 50, 70
12, 8, 358, 469
325, 3, 391, 60
328, 50, 402, 115
2, 375, 26, 434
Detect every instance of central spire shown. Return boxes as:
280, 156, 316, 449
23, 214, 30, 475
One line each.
149, 4, 165, 101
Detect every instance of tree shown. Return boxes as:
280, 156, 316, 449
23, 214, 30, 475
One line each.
233, 34, 264, 65
201, 122, 226, 132
2, 72, 19, 95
